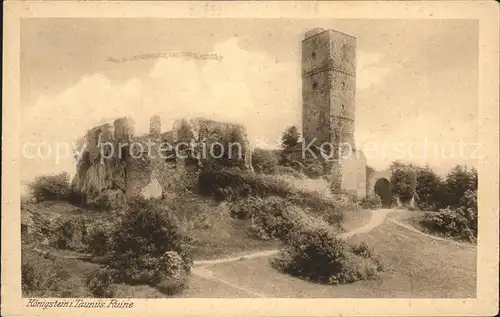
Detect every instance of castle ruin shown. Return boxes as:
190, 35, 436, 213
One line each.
72, 28, 392, 207
71, 117, 253, 207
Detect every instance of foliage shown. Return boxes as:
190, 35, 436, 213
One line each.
273, 165, 305, 179
22, 261, 42, 293
52, 217, 87, 250
28, 172, 72, 202
85, 268, 117, 298
21, 249, 91, 297
198, 169, 345, 228
247, 196, 315, 240
390, 162, 417, 204
303, 159, 324, 179
107, 198, 193, 286
415, 166, 444, 211
155, 251, 188, 295
359, 195, 382, 210
420, 204, 477, 242
281, 125, 300, 150
84, 220, 113, 256
251, 148, 279, 174
442, 165, 477, 208
271, 223, 384, 285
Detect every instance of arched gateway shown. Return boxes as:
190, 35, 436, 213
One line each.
367, 169, 393, 207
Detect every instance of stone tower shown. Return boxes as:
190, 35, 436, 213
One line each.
302, 28, 356, 152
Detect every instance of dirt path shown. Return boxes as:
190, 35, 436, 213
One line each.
388, 218, 475, 247
191, 208, 395, 297
193, 209, 394, 267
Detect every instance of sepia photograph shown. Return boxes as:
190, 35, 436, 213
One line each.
2, 1, 499, 316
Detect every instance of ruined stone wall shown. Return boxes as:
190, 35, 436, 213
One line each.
72, 117, 139, 207
72, 114, 254, 207
172, 118, 253, 171
340, 150, 367, 198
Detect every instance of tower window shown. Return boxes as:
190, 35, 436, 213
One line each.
312, 52, 316, 59
341, 82, 346, 90
312, 82, 318, 89
341, 105, 345, 111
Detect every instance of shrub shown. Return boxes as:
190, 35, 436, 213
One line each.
155, 276, 187, 296
28, 172, 72, 202
248, 196, 305, 240
271, 224, 384, 285
52, 217, 87, 251
273, 165, 305, 179
21, 249, 86, 297
420, 206, 477, 242
108, 198, 193, 285
198, 169, 345, 227
155, 251, 188, 295
252, 148, 279, 174
230, 196, 263, 220
22, 262, 42, 293
84, 221, 113, 256
85, 268, 117, 298
303, 160, 324, 179
359, 195, 382, 210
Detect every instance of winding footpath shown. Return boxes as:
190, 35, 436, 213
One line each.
191, 209, 394, 296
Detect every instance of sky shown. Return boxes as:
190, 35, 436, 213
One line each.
20, 18, 479, 185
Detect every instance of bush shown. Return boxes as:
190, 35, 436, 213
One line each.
273, 165, 305, 179
84, 220, 113, 256
359, 195, 382, 210
22, 262, 42, 293
303, 159, 324, 179
230, 196, 263, 220
420, 206, 477, 242
271, 224, 384, 285
198, 169, 345, 227
252, 148, 279, 174
248, 196, 308, 240
155, 251, 188, 295
85, 268, 117, 298
107, 198, 193, 286
21, 249, 86, 297
28, 172, 72, 202
52, 217, 87, 251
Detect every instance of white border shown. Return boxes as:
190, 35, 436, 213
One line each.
2, 1, 499, 316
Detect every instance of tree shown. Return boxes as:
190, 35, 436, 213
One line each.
281, 126, 300, 150
443, 165, 478, 208
28, 172, 72, 202
390, 161, 417, 204
415, 166, 444, 210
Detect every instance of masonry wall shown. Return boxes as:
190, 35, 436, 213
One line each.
302, 29, 357, 150
340, 150, 367, 198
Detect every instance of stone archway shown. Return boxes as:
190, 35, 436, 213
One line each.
374, 178, 392, 207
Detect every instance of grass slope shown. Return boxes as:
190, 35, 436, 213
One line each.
183, 220, 476, 298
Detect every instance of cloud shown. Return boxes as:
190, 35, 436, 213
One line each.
356, 51, 392, 90
21, 37, 300, 184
